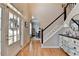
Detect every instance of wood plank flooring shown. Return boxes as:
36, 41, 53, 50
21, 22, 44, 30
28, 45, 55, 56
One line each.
17, 40, 68, 56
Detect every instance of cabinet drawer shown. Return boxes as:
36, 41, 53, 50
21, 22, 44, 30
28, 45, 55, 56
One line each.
68, 43, 79, 51
68, 49, 79, 56
73, 46, 79, 52
63, 37, 79, 45
74, 40, 79, 46
68, 39, 79, 46
63, 37, 74, 44
63, 37, 71, 42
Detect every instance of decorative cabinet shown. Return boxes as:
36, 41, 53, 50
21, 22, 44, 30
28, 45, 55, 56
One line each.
59, 35, 79, 56
59, 14, 79, 56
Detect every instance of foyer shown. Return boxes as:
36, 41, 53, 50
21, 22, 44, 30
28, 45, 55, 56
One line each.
0, 3, 79, 56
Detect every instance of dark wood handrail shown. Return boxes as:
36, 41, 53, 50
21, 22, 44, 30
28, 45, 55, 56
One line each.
43, 4, 70, 31
43, 12, 64, 31
41, 12, 64, 44
41, 29, 43, 44
64, 3, 69, 20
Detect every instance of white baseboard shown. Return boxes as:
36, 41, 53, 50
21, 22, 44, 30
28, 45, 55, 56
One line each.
41, 45, 60, 48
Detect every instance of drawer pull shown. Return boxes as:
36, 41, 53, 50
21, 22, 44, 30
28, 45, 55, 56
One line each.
74, 53, 76, 55
74, 41, 76, 43
74, 47, 76, 49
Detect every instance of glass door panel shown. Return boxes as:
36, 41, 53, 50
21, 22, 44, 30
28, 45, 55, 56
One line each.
8, 12, 14, 45
14, 30, 17, 42
8, 37, 13, 45
17, 17, 20, 40
8, 12, 21, 45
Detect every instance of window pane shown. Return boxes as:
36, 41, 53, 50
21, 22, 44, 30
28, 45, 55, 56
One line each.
8, 12, 14, 45
8, 12, 21, 45
14, 30, 16, 35
8, 37, 13, 40
9, 29, 13, 36
10, 22, 14, 28
17, 29, 19, 35
9, 12, 14, 36
17, 17, 20, 40
17, 29, 20, 40
14, 30, 17, 42
17, 17, 20, 25
14, 36, 17, 42
14, 15, 17, 20
8, 37, 13, 45
9, 12, 13, 19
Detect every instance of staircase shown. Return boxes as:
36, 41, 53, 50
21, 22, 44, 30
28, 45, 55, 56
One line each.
41, 3, 76, 48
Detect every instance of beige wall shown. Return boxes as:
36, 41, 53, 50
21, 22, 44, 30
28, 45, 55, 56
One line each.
12, 3, 65, 47
12, 3, 31, 21
12, 3, 31, 46
29, 4, 64, 45
29, 3, 63, 29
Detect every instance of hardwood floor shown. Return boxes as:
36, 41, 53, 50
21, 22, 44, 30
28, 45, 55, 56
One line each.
17, 40, 68, 56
